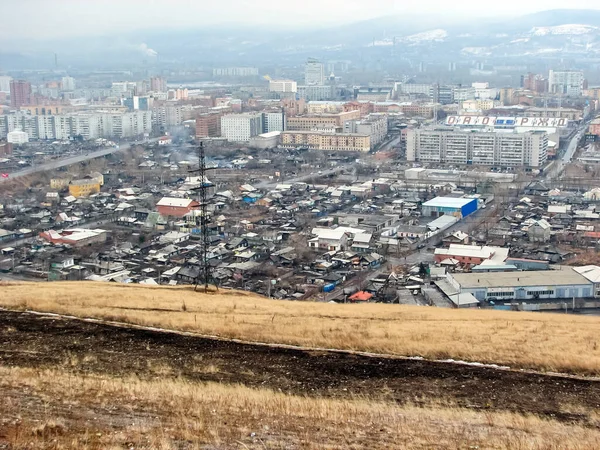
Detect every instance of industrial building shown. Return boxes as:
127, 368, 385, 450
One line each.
446, 267, 594, 303
421, 197, 478, 219
407, 127, 548, 167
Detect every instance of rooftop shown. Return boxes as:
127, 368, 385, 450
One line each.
157, 197, 197, 208
452, 267, 590, 289
423, 197, 476, 209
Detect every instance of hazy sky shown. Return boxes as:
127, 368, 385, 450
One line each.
2, 0, 600, 39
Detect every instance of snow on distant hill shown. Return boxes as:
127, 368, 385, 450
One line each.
401, 29, 448, 43
530, 24, 599, 36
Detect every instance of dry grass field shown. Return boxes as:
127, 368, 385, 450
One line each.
2, 281, 600, 375
2, 366, 600, 450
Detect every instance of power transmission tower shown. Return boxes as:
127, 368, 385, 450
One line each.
189, 141, 216, 293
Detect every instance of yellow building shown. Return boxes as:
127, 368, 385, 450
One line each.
280, 131, 370, 152
68, 179, 101, 197
286, 110, 361, 131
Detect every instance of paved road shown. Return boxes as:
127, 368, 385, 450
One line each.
544, 121, 590, 181
255, 164, 353, 190
0, 138, 160, 183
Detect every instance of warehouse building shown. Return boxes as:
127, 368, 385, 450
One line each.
446, 267, 594, 303
421, 196, 478, 219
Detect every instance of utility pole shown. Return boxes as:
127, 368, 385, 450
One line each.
190, 141, 216, 293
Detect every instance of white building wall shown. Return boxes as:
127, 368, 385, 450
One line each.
407, 129, 548, 167
221, 114, 263, 142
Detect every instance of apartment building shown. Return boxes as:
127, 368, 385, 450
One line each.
152, 105, 183, 128
9, 80, 32, 108
307, 101, 346, 114
280, 131, 370, 152
345, 114, 388, 148
220, 113, 263, 142
305, 58, 325, 86
548, 70, 584, 96
297, 85, 333, 101
195, 112, 223, 138
262, 111, 286, 133
269, 79, 297, 93
407, 128, 548, 167
212, 67, 258, 77
0, 111, 152, 140
286, 110, 361, 132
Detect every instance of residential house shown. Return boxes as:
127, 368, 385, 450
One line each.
528, 219, 552, 243
309, 228, 350, 252
156, 197, 200, 218
443, 231, 470, 245
350, 233, 373, 253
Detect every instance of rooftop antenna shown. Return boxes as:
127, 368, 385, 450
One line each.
189, 141, 216, 293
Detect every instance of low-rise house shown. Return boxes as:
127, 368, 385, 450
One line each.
443, 231, 470, 245
308, 228, 350, 252
156, 197, 200, 218
350, 233, 373, 253
528, 219, 552, 243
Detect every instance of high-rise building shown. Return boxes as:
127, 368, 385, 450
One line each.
0, 111, 152, 140
305, 58, 325, 86
196, 112, 223, 138
269, 80, 297, 93
150, 76, 167, 92
262, 110, 286, 133
152, 105, 183, 128
406, 128, 548, 167
220, 113, 263, 142
61, 76, 76, 91
0, 76, 12, 93
122, 96, 153, 111
548, 70, 584, 96
9, 80, 32, 108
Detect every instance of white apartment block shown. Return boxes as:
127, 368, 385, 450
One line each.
0, 111, 152, 141
453, 87, 477, 102
221, 113, 263, 142
262, 111, 286, 133
269, 79, 297, 93
394, 83, 433, 97
549, 70, 584, 96
305, 59, 325, 86
0, 76, 12, 93
212, 67, 259, 77
407, 128, 548, 168
61, 76, 76, 91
